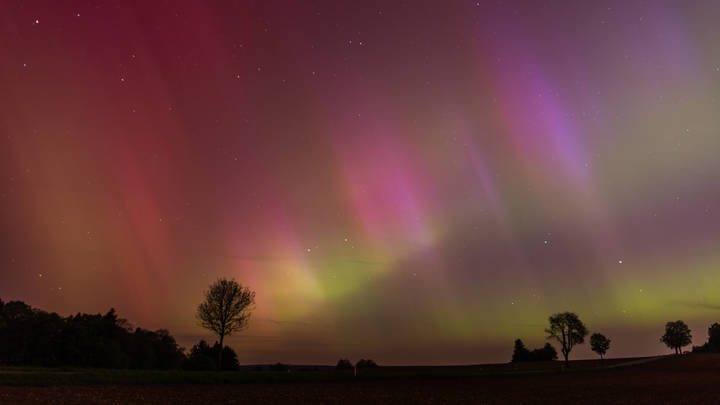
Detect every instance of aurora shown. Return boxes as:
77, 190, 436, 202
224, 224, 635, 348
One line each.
2, 0, 720, 365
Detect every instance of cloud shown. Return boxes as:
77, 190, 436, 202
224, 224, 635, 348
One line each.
674, 301, 720, 311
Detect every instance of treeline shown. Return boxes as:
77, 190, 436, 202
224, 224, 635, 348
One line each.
0, 299, 237, 370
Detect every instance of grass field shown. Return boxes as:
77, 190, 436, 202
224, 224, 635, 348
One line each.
0, 356, 649, 385
1, 354, 718, 404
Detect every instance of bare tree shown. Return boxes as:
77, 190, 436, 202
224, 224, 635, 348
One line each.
546, 312, 588, 366
197, 278, 255, 369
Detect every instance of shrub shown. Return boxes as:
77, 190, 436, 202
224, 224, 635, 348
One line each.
269, 362, 289, 371
356, 359, 378, 368
336, 358, 353, 369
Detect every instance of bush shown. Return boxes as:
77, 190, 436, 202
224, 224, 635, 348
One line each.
336, 358, 353, 370
528, 343, 558, 361
356, 359, 378, 368
184, 340, 240, 371
692, 344, 709, 353
182, 353, 217, 371
511, 339, 557, 362
269, 362, 289, 372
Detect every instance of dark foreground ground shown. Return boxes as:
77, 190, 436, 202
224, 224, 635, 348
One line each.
2, 354, 720, 404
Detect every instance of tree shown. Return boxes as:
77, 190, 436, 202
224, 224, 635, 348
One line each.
511, 339, 530, 362
590, 333, 611, 360
661, 320, 692, 355
546, 312, 588, 366
707, 323, 720, 352
197, 278, 255, 368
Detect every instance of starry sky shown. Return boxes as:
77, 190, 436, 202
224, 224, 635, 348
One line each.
2, 0, 720, 365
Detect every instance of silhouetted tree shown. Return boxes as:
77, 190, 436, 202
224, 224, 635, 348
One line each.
197, 278, 255, 369
511, 339, 530, 362
336, 358, 353, 369
356, 359, 378, 368
590, 333, 610, 360
546, 312, 588, 366
707, 323, 720, 352
661, 320, 692, 354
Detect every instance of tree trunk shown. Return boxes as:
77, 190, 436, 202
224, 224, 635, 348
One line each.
218, 334, 224, 371
563, 351, 569, 367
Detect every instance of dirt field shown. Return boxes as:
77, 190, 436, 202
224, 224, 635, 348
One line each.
2, 354, 720, 404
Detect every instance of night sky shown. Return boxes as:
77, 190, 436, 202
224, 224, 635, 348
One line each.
2, 0, 720, 365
